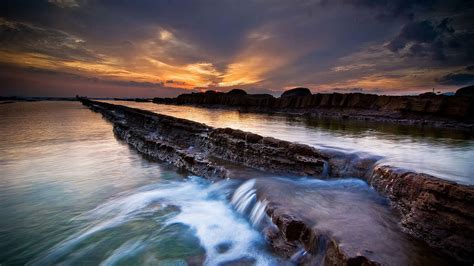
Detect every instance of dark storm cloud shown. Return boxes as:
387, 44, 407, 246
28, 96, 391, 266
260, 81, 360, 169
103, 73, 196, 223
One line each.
386, 17, 474, 63
332, 0, 436, 19
387, 20, 438, 49
1, 0, 270, 62
437, 73, 474, 86
48, 0, 80, 8
0, 18, 100, 61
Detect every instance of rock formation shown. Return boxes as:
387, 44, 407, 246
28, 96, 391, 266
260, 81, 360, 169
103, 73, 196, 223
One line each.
81, 99, 473, 264
281, 87, 312, 97
83, 99, 327, 179
153, 90, 474, 128
456, 84, 474, 97
366, 165, 474, 262
227, 89, 247, 96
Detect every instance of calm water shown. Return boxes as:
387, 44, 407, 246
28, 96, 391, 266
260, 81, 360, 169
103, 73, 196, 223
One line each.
0, 101, 467, 265
110, 101, 474, 184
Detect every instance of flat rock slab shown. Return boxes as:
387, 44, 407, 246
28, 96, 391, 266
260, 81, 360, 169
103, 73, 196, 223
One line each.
255, 177, 452, 265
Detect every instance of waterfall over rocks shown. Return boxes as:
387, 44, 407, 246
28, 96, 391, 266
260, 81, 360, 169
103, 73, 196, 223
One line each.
231, 179, 270, 228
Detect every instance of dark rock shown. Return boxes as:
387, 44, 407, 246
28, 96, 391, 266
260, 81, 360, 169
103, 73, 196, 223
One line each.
265, 205, 380, 265
152, 97, 177, 104
215, 242, 232, 253
227, 89, 247, 95
281, 87, 312, 97
419, 92, 437, 97
456, 84, 474, 97
176, 92, 276, 107
208, 128, 327, 176
205, 90, 221, 94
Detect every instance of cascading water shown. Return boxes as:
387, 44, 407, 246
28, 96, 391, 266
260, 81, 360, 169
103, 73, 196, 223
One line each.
231, 179, 270, 228
249, 199, 269, 227
29, 176, 279, 266
231, 179, 316, 264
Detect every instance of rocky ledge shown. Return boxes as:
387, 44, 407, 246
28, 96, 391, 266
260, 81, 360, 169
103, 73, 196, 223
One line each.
83, 99, 328, 178
366, 165, 474, 262
81, 99, 473, 264
153, 88, 474, 129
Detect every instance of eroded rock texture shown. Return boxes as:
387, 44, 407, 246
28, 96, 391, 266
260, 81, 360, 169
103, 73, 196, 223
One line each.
81, 99, 473, 264
366, 165, 474, 262
82, 99, 327, 178
264, 205, 380, 265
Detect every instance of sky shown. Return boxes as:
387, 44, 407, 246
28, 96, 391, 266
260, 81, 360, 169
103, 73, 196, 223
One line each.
0, 0, 473, 97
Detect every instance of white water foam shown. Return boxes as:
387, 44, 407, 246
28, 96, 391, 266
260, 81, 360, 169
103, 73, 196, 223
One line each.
231, 179, 270, 228
30, 176, 277, 265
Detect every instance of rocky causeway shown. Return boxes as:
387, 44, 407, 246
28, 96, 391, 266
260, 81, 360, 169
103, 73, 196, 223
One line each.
81, 98, 473, 265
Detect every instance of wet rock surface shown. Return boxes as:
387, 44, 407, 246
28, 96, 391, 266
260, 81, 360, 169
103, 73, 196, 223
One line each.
82, 99, 328, 178
256, 178, 456, 265
81, 99, 473, 264
366, 165, 474, 262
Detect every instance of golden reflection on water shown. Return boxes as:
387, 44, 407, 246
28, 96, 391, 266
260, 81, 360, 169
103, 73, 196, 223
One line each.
0, 101, 189, 265
108, 101, 474, 184
0, 101, 171, 209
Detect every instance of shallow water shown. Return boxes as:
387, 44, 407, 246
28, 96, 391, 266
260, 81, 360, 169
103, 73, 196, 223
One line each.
109, 101, 474, 184
0, 101, 465, 265
0, 102, 277, 265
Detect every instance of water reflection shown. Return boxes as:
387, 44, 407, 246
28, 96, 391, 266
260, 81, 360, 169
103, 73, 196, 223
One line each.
0, 102, 276, 265
109, 101, 474, 184
0, 101, 466, 265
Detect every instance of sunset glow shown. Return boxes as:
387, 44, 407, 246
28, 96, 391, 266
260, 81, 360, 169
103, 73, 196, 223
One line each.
0, 1, 473, 97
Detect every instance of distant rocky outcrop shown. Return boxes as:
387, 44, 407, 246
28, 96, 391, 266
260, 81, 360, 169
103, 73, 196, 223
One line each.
227, 89, 247, 95
280, 87, 311, 97
81, 99, 473, 263
114, 98, 151, 102
456, 84, 474, 97
174, 92, 275, 107
419, 92, 437, 97
152, 97, 177, 104
152, 90, 474, 128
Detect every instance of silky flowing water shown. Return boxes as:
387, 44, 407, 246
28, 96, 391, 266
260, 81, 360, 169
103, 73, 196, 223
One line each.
110, 101, 474, 184
0, 102, 277, 265
0, 101, 470, 265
